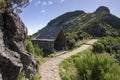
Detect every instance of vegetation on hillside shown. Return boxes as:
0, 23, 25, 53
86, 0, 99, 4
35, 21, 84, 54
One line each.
59, 37, 120, 80
93, 37, 120, 54
25, 36, 44, 80
33, 6, 120, 37
65, 31, 90, 49
60, 49, 120, 80
26, 40, 43, 56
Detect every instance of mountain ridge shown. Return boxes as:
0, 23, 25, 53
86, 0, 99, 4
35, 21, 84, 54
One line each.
34, 6, 120, 37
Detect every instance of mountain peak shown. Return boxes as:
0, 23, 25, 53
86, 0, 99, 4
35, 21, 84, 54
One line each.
95, 6, 110, 14
34, 6, 120, 37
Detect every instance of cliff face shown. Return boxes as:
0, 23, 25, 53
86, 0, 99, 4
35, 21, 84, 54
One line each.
0, 12, 37, 80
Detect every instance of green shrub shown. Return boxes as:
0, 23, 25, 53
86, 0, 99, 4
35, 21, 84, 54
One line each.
59, 49, 120, 80
18, 71, 26, 80
26, 40, 34, 54
26, 40, 44, 56
65, 31, 91, 49
26, 35, 34, 40
92, 42, 105, 53
59, 56, 79, 80
59, 50, 92, 80
67, 39, 75, 49
33, 45, 43, 56
94, 37, 120, 54
25, 38, 44, 80
76, 31, 90, 40
66, 32, 78, 41
60, 72, 71, 80
105, 45, 112, 53
75, 53, 120, 80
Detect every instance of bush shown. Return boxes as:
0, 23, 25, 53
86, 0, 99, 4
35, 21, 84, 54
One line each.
18, 71, 26, 80
26, 35, 34, 40
76, 31, 90, 40
26, 40, 34, 54
65, 31, 91, 49
60, 37, 120, 80
60, 72, 71, 80
26, 40, 43, 56
66, 32, 78, 41
75, 53, 120, 80
59, 50, 120, 80
92, 42, 105, 53
33, 45, 43, 56
59, 55, 79, 80
66, 39, 75, 49
93, 37, 120, 54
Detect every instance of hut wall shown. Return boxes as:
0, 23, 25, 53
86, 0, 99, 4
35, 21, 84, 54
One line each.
31, 40, 54, 52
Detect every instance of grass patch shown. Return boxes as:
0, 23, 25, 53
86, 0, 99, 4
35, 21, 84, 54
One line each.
32, 56, 46, 80
17, 56, 46, 80
59, 49, 92, 80
48, 51, 68, 58
59, 57, 79, 80
18, 71, 26, 80
59, 47, 120, 80
75, 39, 89, 48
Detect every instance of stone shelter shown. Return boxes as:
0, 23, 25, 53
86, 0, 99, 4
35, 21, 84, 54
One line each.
31, 26, 66, 52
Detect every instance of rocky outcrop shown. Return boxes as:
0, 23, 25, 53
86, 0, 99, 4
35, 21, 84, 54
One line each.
94, 6, 110, 14
0, 12, 37, 80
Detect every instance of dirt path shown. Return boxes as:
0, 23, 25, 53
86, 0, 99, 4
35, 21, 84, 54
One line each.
40, 39, 97, 80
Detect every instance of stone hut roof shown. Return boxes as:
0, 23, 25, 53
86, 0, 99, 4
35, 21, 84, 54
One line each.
35, 26, 63, 41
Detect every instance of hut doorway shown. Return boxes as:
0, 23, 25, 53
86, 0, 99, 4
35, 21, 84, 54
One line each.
54, 30, 66, 51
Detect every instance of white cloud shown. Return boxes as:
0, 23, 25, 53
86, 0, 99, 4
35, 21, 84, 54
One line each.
37, 1, 41, 4
42, 1, 47, 6
35, 1, 55, 7
40, 10, 46, 13
60, 0, 65, 3
29, 0, 33, 3
48, 1, 53, 5
35, 3, 38, 6
35, 0, 41, 6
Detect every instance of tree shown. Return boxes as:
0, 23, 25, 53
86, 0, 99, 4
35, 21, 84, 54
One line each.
0, 0, 29, 13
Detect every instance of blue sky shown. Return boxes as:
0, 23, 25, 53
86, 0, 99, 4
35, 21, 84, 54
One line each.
19, 0, 120, 35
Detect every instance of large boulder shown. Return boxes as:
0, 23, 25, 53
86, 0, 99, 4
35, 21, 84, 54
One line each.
0, 12, 37, 80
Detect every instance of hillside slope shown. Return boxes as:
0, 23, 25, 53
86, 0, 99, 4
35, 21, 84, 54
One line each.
34, 6, 120, 37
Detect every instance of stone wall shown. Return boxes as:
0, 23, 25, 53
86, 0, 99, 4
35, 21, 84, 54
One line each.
32, 40, 54, 52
